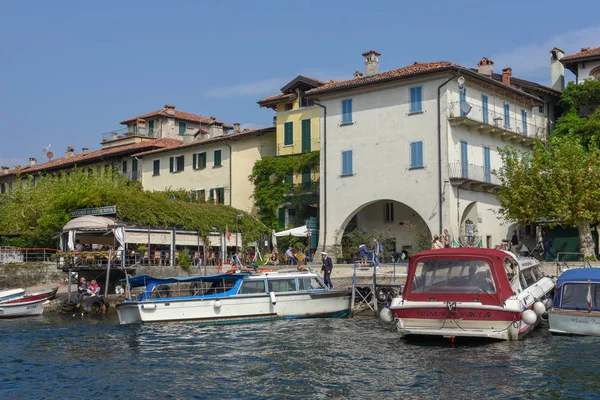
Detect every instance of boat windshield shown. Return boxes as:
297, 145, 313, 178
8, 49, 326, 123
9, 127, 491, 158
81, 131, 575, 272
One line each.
412, 259, 496, 294
561, 283, 600, 311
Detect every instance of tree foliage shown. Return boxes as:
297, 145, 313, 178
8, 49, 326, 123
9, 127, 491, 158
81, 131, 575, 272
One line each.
0, 169, 268, 247
553, 79, 600, 146
249, 151, 320, 229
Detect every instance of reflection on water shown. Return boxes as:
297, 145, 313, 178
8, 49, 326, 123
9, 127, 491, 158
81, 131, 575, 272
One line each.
1, 314, 600, 399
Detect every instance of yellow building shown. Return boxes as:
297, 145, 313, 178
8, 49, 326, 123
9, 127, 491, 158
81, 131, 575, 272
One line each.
258, 76, 323, 231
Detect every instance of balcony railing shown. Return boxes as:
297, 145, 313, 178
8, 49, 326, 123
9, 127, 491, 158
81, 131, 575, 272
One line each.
448, 101, 547, 141
102, 126, 162, 142
448, 162, 501, 186
277, 138, 320, 156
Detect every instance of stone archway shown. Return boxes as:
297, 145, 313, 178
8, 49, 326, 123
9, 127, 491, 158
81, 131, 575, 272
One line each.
459, 201, 479, 246
336, 199, 432, 259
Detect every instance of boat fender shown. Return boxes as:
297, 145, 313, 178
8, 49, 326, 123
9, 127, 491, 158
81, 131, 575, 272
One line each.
533, 301, 546, 316
542, 298, 554, 310
270, 291, 276, 305
541, 312, 549, 321
379, 307, 393, 324
84, 296, 104, 315
521, 309, 537, 325
214, 300, 222, 309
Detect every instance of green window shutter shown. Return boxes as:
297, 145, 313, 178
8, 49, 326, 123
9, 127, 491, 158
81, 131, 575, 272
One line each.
148, 120, 154, 134
214, 150, 222, 167
285, 172, 293, 184
200, 152, 206, 168
193, 153, 197, 170
209, 188, 215, 202
219, 188, 225, 204
169, 157, 174, 173
302, 169, 311, 188
284, 122, 293, 145
301, 119, 311, 153
278, 208, 285, 229
180, 155, 185, 171
179, 122, 186, 135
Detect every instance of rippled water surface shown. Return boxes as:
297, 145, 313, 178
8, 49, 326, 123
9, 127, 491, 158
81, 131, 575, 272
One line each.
1, 314, 599, 399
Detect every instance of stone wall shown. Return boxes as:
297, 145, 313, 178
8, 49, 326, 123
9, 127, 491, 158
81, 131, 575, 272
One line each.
0, 263, 64, 289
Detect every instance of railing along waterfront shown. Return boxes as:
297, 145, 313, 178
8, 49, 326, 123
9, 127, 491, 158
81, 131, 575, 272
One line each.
0, 247, 59, 264
448, 101, 547, 140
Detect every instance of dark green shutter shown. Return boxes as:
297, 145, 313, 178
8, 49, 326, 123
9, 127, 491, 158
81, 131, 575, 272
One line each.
179, 122, 186, 135
301, 119, 311, 153
219, 188, 225, 204
214, 150, 221, 167
169, 157, 174, 173
209, 188, 214, 202
148, 120, 154, 134
180, 155, 185, 171
193, 153, 197, 170
200, 152, 206, 168
278, 208, 285, 229
284, 122, 293, 145
302, 169, 311, 189
285, 172, 293, 184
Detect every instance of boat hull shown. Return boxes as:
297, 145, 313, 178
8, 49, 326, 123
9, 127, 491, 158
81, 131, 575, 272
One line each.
0, 298, 46, 318
3, 287, 58, 304
117, 290, 351, 325
0, 289, 26, 303
548, 309, 600, 336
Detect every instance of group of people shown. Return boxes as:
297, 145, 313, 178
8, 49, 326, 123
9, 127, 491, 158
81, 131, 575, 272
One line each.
357, 237, 382, 268
77, 277, 101, 301
432, 229, 452, 250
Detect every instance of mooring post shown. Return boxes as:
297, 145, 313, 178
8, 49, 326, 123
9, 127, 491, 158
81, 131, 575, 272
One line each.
67, 268, 72, 301
104, 250, 112, 297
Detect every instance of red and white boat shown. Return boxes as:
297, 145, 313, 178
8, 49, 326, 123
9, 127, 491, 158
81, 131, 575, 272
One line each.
0, 297, 47, 318
390, 248, 554, 341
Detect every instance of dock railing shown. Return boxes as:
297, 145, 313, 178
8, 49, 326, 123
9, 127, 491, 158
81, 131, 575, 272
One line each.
0, 247, 59, 264
350, 261, 405, 317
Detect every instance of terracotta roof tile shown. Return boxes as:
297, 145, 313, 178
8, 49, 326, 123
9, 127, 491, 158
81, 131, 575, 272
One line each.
3, 139, 181, 177
132, 127, 275, 158
257, 93, 297, 106
120, 106, 233, 129
561, 46, 600, 62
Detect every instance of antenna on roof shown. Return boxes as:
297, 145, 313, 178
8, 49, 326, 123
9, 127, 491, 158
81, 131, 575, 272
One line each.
41, 144, 53, 160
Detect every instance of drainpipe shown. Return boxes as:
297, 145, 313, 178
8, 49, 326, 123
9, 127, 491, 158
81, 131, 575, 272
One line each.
437, 73, 460, 237
224, 143, 233, 206
316, 103, 327, 251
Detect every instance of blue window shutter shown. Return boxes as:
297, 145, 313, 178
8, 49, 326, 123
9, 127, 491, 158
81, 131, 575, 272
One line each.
410, 87, 422, 113
460, 89, 467, 116
461, 141, 468, 178
410, 142, 416, 168
348, 150, 353, 174
482, 95, 489, 124
504, 103, 510, 127
342, 150, 353, 175
522, 109, 528, 135
342, 99, 353, 124
484, 147, 491, 183
417, 141, 423, 167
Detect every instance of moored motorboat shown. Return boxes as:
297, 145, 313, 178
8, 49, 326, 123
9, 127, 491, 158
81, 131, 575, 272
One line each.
0, 288, 26, 303
0, 297, 46, 318
116, 270, 351, 325
548, 268, 600, 336
2, 287, 58, 304
389, 248, 554, 341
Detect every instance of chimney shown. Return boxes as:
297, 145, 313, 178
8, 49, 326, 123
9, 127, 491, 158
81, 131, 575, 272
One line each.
1, 165, 8, 175
501, 67, 512, 86
164, 104, 176, 116
353, 70, 364, 79
29, 158, 37, 167
272, 116, 277, 127
65, 146, 75, 158
233, 122, 241, 133
362, 50, 381, 77
550, 47, 565, 91
209, 117, 223, 138
82, 148, 89, 156
581, 47, 590, 53
477, 57, 494, 77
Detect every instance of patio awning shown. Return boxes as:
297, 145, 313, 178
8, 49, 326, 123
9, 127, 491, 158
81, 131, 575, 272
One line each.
274, 225, 308, 237
62, 216, 117, 232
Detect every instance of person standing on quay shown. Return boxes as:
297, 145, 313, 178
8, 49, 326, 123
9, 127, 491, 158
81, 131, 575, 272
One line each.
321, 252, 334, 289
371, 237, 380, 268
443, 229, 452, 248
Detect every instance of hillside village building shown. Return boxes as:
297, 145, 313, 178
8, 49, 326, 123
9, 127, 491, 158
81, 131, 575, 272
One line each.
304, 51, 561, 256
559, 46, 600, 82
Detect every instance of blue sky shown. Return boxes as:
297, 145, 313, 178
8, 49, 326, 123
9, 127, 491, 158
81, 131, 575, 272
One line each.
1, 0, 599, 166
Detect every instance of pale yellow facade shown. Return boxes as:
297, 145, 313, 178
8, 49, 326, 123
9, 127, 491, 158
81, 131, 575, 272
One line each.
275, 95, 321, 157
138, 130, 276, 215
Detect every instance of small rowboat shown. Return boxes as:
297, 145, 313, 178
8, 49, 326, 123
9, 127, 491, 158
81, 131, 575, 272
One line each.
0, 289, 26, 303
0, 297, 46, 318
2, 287, 58, 304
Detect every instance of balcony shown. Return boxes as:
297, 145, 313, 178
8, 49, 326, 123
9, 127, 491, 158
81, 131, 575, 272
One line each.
448, 162, 500, 192
102, 126, 162, 143
448, 101, 547, 147
277, 137, 320, 156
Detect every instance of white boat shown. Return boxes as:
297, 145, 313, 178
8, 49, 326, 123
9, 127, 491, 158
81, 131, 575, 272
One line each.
0, 297, 46, 318
116, 270, 351, 325
548, 268, 600, 336
0, 288, 25, 303
389, 248, 554, 341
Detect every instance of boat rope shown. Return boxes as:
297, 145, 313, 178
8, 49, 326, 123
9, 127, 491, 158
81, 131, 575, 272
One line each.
445, 301, 468, 331
494, 315, 519, 333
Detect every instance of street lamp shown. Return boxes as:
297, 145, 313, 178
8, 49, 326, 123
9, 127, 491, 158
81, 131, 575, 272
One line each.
235, 213, 244, 264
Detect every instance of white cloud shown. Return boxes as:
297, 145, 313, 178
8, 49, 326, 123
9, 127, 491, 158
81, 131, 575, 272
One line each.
207, 78, 287, 98
490, 26, 600, 83
0, 156, 26, 168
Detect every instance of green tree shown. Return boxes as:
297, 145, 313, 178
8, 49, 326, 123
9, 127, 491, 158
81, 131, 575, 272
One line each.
496, 136, 600, 259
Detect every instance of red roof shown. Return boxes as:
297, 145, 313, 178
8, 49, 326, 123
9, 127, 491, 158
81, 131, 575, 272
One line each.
257, 93, 297, 106
304, 61, 543, 104
132, 127, 275, 158
561, 46, 600, 62
2, 139, 181, 177
120, 106, 233, 129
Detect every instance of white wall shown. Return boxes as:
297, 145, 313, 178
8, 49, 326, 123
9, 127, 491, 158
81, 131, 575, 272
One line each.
578, 59, 600, 81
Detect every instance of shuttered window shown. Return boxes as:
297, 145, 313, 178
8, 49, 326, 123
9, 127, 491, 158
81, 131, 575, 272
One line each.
301, 119, 311, 153
459, 88, 467, 116
214, 150, 222, 167
153, 159, 160, 176
341, 150, 353, 176
460, 141, 468, 178
341, 99, 353, 124
410, 141, 423, 168
410, 86, 422, 113
484, 147, 491, 183
504, 103, 510, 128
278, 208, 285, 229
301, 169, 311, 189
284, 122, 293, 145
521, 109, 528, 135
482, 95, 489, 124
179, 122, 186, 135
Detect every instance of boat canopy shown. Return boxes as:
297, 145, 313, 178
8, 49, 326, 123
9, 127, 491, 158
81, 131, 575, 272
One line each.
556, 268, 600, 288
122, 274, 247, 288
403, 248, 515, 306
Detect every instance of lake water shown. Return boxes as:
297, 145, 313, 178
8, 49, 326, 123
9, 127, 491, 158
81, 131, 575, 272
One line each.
1, 314, 599, 399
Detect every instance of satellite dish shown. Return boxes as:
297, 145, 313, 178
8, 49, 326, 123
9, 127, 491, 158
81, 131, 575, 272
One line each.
46, 152, 54, 160
460, 101, 472, 116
